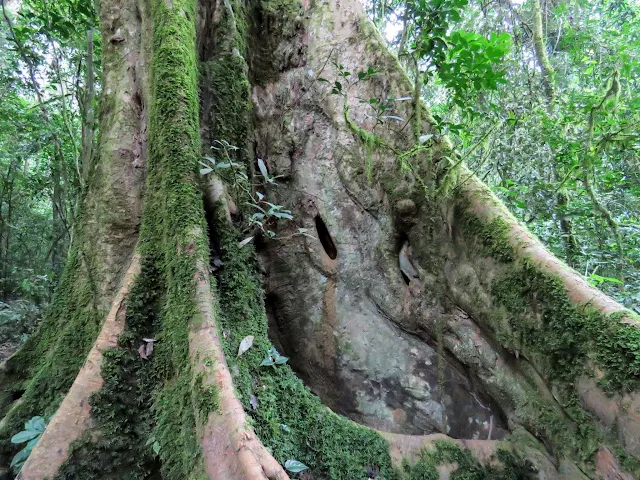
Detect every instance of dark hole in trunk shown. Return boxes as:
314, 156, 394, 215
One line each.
397, 233, 412, 285
315, 215, 337, 259
10, 389, 24, 402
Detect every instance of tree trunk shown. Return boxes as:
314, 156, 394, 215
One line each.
1, 0, 639, 478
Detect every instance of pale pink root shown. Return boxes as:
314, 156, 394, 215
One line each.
17, 253, 141, 480
461, 172, 640, 461
190, 259, 289, 480
380, 431, 500, 467
461, 173, 633, 322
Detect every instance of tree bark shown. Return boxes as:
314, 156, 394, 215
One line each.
0, 0, 639, 478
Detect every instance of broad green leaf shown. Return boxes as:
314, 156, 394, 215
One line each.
11, 430, 40, 444
10, 445, 32, 468
24, 416, 45, 433
284, 459, 309, 473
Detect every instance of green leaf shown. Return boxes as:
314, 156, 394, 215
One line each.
284, 460, 309, 473
260, 357, 275, 367
11, 430, 40, 444
10, 446, 31, 469
24, 416, 46, 433
285, 459, 309, 473
258, 158, 271, 181
275, 355, 289, 365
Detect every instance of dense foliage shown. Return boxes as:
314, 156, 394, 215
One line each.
0, 0, 97, 357
368, 0, 640, 310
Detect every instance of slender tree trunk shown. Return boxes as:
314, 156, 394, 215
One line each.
0, 0, 639, 478
50, 158, 64, 280
531, 0, 554, 103
0, 162, 9, 301
81, 28, 95, 186
2, 160, 15, 300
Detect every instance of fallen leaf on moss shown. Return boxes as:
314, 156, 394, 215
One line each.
138, 344, 148, 360
237, 335, 254, 357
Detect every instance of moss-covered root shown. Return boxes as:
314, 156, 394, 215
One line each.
381, 431, 551, 476
461, 168, 630, 320
189, 258, 289, 480
17, 254, 141, 479
458, 166, 640, 463
392, 437, 546, 480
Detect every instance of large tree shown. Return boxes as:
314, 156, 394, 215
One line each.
0, 0, 639, 478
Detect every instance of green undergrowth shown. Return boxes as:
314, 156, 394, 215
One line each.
399, 441, 537, 480
0, 234, 103, 471
456, 198, 640, 472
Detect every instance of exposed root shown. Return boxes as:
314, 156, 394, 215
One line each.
461, 171, 634, 323
190, 258, 289, 480
16, 253, 141, 480
380, 431, 572, 479
380, 431, 500, 467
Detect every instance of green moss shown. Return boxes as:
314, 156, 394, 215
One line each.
399, 441, 538, 480
141, 0, 210, 476
456, 207, 514, 263
247, 0, 303, 85
456, 199, 640, 472
154, 371, 207, 480
0, 229, 104, 469
193, 371, 220, 422
344, 106, 387, 182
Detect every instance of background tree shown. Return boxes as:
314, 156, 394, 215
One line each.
0, 0, 97, 359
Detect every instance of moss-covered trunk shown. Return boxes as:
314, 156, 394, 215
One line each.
0, 0, 639, 478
